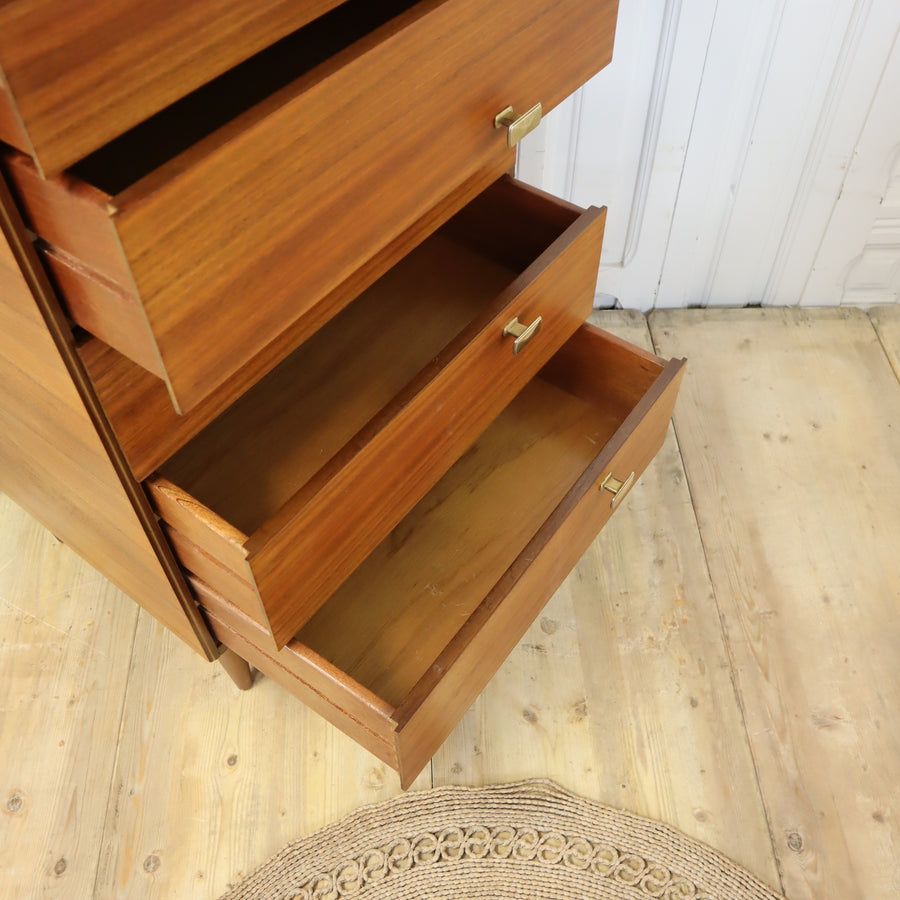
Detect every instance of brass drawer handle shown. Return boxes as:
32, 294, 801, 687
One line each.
600, 471, 636, 509
494, 102, 542, 147
503, 315, 542, 355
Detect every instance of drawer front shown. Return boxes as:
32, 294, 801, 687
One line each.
149, 181, 607, 650
391, 333, 685, 786
7, 0, 618, 413
0, 0, 349, 176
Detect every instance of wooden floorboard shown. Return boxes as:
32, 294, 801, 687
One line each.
651, 307, 900, 900
3, 307, 898, 898
91, 611, 430, 899
432, 310, 780, 886
0, 494, 139, 900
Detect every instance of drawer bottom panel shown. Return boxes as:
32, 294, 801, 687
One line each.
190, 324, 685, 786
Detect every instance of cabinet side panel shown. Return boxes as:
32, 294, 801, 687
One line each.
0, 180, 214, 657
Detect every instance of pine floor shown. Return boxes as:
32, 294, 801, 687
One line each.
2, 307, 899, 900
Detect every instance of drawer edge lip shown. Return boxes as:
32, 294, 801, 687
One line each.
147, 476, 250, 551
391, 344, 686, 729
242, 197, 606, 560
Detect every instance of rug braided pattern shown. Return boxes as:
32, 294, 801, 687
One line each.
219, 780, 785, 900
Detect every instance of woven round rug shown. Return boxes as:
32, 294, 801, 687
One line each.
218, 780, 786, 900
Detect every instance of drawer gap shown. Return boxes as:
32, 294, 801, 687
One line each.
65, 0, 421, 198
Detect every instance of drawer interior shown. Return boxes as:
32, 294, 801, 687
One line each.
155, 180, 583, 537
158, 234, 511, 534
292, 326, 663, 708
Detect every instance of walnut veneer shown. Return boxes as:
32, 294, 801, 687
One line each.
0, 0, 686, 787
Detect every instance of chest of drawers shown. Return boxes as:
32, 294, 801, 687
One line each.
0, 0, 684, 788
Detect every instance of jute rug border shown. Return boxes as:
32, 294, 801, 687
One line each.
218, 779, 786, 900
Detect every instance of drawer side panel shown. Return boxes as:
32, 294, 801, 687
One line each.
41, 245, 164, 379
3, 153, 131, 285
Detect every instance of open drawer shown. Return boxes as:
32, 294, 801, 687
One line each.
193, 323, 686, 787
3, 0, 618, 413
0, 0, 349, 176
146, 178, 606, 650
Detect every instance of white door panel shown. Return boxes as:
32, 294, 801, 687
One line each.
518, 0, 900, 309
802, 25, 900, 307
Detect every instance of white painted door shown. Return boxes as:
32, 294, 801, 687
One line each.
518, 0, 900, 310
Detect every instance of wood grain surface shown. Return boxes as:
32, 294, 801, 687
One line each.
4, 153, 131, 283
171, 322, 681, 785
5, 0, 617, 411
240, 202, 603, 646
0, 496, 140, 899
90, 610, 431, 900
869, 304, 900, 380
299, 375, 620, 706
41, 244, 165, 378
652, 307, 900, 900
0, 0, 348, 176
196, 577, 400, 752
155, 234, 515, 535
0, 77, 28, 153
203, 604, 401, 770
0, 178, 213, 657
164, 526, 261, 623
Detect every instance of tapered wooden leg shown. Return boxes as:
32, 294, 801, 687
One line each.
218, 647, 254, 690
